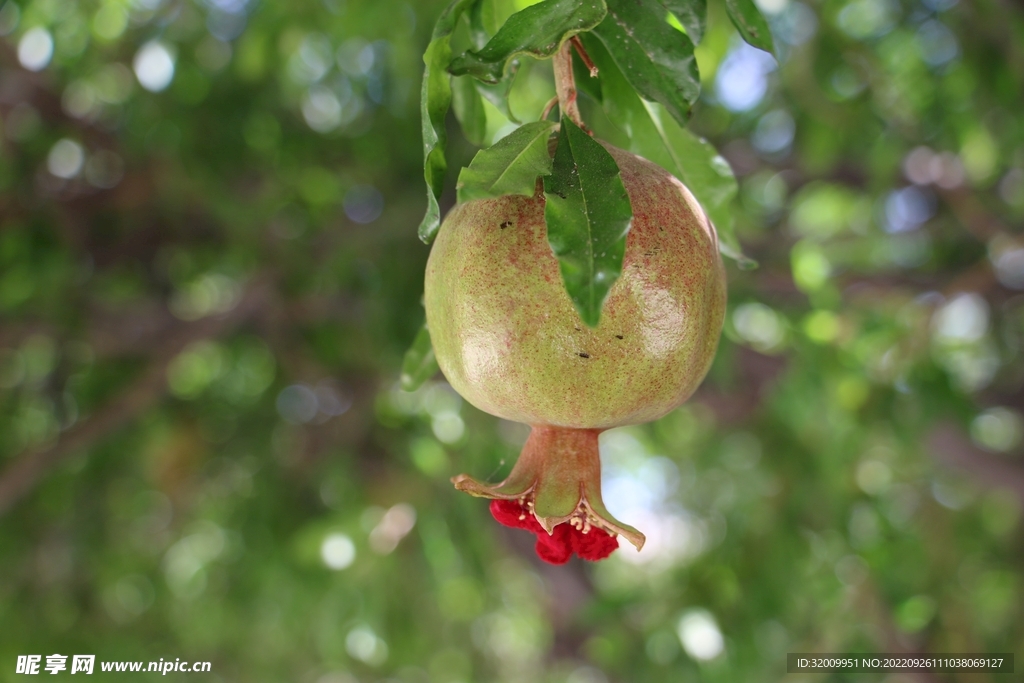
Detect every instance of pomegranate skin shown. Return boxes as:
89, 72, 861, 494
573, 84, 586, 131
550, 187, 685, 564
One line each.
425, 144, 726, 429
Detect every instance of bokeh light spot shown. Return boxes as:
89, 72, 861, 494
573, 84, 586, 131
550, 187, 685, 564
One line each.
18, 27, 54, 71
276, 385, 319, 424
715, 42, 776, 112
47, 139, 85, 179
320, 533, 356, 570
677, 610, 725, 661
133, 41, 176, 92
344, 185, 384, 224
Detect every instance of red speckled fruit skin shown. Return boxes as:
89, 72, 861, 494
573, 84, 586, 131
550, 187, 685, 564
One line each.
425, 144, 727, 429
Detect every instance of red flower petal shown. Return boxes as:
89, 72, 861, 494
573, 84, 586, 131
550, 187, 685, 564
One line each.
489, 499, 544, 532
534, 525, 573, 564
571, 524, 619, 561
489, 499, 618, 564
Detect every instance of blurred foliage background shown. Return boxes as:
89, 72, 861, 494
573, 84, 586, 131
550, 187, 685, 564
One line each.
1, 0, 1023, 681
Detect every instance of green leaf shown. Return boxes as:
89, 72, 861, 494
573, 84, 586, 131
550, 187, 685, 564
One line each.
468, 0, 489, 49
448, 0, 607, 84
401, 323, 439, 391
646, 104, 750, 264
418, 0, 477, 244
543, 118, 633, 328
724, 0, 775, 56
480, 0, 519, 35
466, 0, 521, 122
582, 33, 749, 265
474, 66, 521, 123
457, 121, 556, 202
658, 0, 706, 44
591, 0, 699, 129
451, 75, 488, 147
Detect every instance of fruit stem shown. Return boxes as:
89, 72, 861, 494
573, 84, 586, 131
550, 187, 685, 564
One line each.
552, 41, 584, 129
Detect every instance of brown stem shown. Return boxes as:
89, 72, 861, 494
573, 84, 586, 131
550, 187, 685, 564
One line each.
570, 36, 598, 77
540, 95, 559, 122
552, 41, 583, 128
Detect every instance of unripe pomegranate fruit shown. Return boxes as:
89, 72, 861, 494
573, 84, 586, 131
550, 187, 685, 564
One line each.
425, 143, 727, 563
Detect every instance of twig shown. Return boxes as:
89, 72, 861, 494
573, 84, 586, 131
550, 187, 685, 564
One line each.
570, 36, 598, 78
0, 278, 273, 517
552, 41, 583, 128
540, 96, 559, 122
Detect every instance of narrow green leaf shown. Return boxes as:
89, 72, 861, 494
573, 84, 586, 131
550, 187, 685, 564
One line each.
724, 0, 775, 56
658, 0, 706, 44
451, 75, 488, 147
543, 118, 633, 328
592, 0, 699, 129
481, 0, 519, 35
582, 34, 750, 265
401, 323, 439, 392
468, 0, 489, 49
646, 104, 750, 264
474, 66, 521, 123
466, 0, 521, 122
448, 0, 607, 84
457, 121, 556, 202
418, 0, 476, 244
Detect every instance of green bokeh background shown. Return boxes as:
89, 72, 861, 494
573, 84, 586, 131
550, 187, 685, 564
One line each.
1, 0, 1023, 681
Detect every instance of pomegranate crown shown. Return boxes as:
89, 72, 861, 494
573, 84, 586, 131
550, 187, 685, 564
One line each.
453, 427, 644, 564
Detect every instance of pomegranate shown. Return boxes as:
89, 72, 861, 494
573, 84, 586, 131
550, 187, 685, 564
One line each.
424, 143, 727, 563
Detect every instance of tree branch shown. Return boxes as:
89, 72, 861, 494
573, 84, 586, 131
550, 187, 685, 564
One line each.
0, 278, 273, 517
552, 41, 583, 129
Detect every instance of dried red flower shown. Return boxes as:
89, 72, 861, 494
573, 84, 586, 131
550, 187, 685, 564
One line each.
453, 426, 643, 565
490, 499, 619, 564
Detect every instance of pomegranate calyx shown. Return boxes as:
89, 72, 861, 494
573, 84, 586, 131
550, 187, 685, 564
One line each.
451, 426, 645, 561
